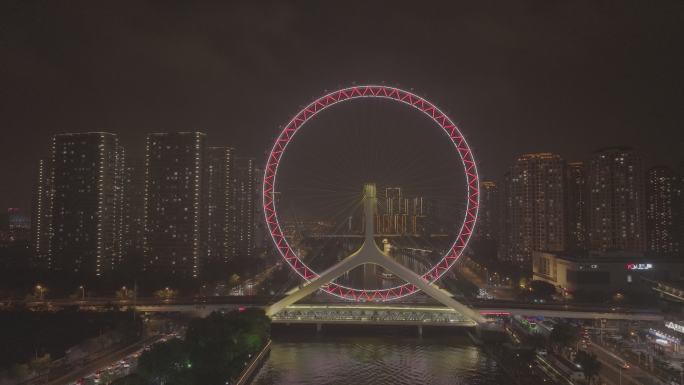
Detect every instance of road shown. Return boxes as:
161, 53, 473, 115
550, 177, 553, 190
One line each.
589, 343, 662, 385
46, 335, 163, 385
457, 264, 517, 300
535, 354, 576, 385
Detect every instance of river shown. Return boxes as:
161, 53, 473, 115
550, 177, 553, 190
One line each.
251, 332, 509, 385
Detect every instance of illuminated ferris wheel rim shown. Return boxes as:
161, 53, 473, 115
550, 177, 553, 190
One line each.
263, 85, 480, 302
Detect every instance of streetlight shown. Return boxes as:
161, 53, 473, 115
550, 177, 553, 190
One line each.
35, 284, 45, 301
162, 287, 173, 301
618, 365, 622, 385
79, 285, 85, 300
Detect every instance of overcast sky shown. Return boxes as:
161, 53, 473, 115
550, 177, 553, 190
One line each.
1, 0, 683, 212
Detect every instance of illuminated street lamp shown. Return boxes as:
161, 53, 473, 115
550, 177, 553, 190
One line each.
118, 285, 132, 300
79, 285, 85, 300
35, 284, 45, 301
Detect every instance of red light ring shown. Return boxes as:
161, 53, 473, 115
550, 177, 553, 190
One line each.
263, 85, 479, 301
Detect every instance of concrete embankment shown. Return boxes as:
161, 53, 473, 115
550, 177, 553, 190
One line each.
234, 339, 272, 385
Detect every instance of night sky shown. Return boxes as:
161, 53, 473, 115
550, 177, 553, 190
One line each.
1, 0, 683, 213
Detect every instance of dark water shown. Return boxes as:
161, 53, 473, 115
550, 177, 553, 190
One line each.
251, 333, 509, 385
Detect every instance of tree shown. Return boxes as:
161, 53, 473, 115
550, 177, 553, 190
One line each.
529, 280, 556, 299
9, 363, 30, 380
184, 309, 270, 383
111, 374, 148, 385
549, 322, 580, 352
576, 350, 601, 384
28, 354, 51, 377
154, 287, 178, 300
137, 309, 270, 385
228, 273, 240, 288
116, 287, 134, 300
138, 338, 190, 385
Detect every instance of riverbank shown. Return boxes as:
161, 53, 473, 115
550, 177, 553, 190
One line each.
235, 340, 271, 385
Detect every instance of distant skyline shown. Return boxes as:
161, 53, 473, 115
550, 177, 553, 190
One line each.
2, 1, 683, 212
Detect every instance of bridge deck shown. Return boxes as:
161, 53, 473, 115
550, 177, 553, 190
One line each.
271, 304, 478, 327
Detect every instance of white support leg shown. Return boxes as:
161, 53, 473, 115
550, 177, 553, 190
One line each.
265, 183, 486, 325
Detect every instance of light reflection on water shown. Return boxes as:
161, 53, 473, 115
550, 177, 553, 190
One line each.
251, 333, 508, 385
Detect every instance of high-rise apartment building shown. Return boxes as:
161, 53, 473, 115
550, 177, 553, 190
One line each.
475, 181, 499, 241
680, 164, 684, 258
410, 196, 429, 234
50, 133, 123, 276
381, 187, 404, 234
7, 208, 30, 242
376, 187, 430, 235
646, 166, 680, 256
144, 132, 206, 279
506, 153, 565, 265
234, 157, 256, 259
234, 158, 258, 257
205, 147, 235, 266
498, 172, 512, 262
31, 158, 53, 267
566, 162, 587, 251
587, 147, 646, 252
122, 156, 146, 267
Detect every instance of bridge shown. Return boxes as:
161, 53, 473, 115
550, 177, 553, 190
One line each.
260, 185, 664, 327
264, 183, 489, 327
293, 234, 451, 239
270, 304, 476, 329
13, 296, 664, 323
268, 304, 662, 326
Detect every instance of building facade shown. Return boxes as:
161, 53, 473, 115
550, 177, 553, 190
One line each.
475, 181, 499, 241
646, 166, 680, 256
144, 132, 206, 279
205, 147, 235, 266
566, 162, 587, 251
31, 158, 53, 267
234, 157, 256, 259
376, 187, 430, 235
506, 153, 566, 265
381, 187, 407, 234
587, 147, 646, 252
533, 251, 684, 294
121, 156, 146, 269
7, 208, 30, 242
498, 171, 513, 262
49, 133, 123, 276
410, 196, 429, 235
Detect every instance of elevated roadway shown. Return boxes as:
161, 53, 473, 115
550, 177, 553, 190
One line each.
13, 297, 663, 321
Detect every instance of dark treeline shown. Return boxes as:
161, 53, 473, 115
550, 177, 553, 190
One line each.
0, 309, 142, 370
136, 309, 270, 385
0, 253, 272, 299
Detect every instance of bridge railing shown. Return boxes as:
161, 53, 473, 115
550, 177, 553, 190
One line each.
271, 306, 475, 325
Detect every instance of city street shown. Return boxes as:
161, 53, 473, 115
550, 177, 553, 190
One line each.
589, 342, 662, 385
457, 263, 517, 300
46, 335, 167, 385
